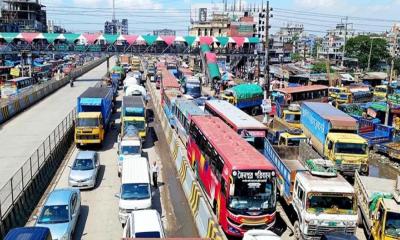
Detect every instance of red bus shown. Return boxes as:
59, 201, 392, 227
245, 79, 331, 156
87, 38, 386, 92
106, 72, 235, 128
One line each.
187, 116, 277, 237
204, 99, 267, 149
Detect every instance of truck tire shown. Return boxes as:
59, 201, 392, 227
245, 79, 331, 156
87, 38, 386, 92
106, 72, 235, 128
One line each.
294, 221, 302, 240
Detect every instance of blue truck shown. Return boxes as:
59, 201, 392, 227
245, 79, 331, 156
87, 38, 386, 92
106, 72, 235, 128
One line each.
357, 118, 394, 147
221, 84, 264, 115
75, 87, 113, 146
301, 102, 369, 176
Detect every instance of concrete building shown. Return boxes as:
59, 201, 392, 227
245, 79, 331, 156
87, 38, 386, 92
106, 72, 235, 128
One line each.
189, 12, 230, 37
0, 0, 47, 32
388, 24, 400, 58
47, 20, 66, 33
269, 24, 305, 63
318, 23, 355, 64
153, 29, 176, 36
104, 18, 128, 35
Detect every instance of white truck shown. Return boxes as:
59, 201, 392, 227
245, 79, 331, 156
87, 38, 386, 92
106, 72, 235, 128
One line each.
117, 125, 142, 177
263, 141, 357, 239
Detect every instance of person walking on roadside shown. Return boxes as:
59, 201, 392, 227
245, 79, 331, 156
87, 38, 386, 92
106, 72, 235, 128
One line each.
151, 161, 159, 188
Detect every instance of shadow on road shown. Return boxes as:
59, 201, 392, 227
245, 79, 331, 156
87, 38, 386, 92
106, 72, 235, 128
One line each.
74, 205, 89, 239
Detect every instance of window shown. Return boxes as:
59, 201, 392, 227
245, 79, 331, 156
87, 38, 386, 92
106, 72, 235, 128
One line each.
71, 193, 77, 215
297, 185, 304, 204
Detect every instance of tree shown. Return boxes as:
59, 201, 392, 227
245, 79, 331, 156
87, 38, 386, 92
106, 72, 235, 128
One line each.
291, 53, 302, 62
311, 61, 335, 73
344, 35, 389, 70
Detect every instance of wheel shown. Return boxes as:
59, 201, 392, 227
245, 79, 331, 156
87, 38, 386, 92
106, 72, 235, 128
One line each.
251, 107, 258, 116
357, 208, 363, 227
294, 221, 302, 240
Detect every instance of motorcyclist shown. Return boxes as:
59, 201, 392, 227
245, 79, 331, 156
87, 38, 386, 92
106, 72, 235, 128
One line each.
70, 79, 74, 87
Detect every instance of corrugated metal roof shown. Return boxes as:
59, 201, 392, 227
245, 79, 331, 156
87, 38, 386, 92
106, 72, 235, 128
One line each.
206, 100, 267, 130
276, 85, 328, 94
191, 116, 274, 170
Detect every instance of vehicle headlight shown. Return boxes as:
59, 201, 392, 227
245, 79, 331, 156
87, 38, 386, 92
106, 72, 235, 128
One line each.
346, 221, 356, 227
82, 177, 92, 182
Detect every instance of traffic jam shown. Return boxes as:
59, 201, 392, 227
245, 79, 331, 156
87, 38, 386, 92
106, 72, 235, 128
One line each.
4, 51, 400, 240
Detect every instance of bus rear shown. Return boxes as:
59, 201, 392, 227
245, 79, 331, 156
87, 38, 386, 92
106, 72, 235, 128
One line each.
187, 116, 277, 237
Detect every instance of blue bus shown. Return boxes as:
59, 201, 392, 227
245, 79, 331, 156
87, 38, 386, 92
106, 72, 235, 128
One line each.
172, 99, 208, 143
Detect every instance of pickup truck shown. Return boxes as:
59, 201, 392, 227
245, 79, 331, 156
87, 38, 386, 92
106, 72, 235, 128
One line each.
221, 84, 263, 115
354, 172, 400, 240
75, 87, 113, 147
121, 96, 147, 140
301, 102, 369, 176
264, 140, 357, 239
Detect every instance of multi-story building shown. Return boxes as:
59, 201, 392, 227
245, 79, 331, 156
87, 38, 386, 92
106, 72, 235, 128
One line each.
104, 18, 128, 35
318, 23, 355, 64
153, 29, 176, 36
388, 24, 400, 58
189, 12, 230, 37
269, 24, 306, 63
47, 20, 66, 33
0, 0, 47, 32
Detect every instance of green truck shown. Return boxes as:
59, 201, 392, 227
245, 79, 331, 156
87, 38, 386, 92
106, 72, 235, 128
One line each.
221, 84, 264, 115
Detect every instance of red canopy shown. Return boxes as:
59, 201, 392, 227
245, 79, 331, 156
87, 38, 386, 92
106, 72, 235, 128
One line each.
232, 37, 245, 48
21, 33, 39, 43
161, 36, 176, 45
83, 33, 100, 44
123, 35, 138, 45
199, 36, 213, 45
205, 52, 217, 64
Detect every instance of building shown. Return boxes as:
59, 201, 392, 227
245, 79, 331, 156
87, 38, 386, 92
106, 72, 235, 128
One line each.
0, 0, 47, 32
189, 12, 230, 37
47, 20, 66, 33
104, 18, 128, 35
317, 23, 355, 64
153, 29, 176, 36
269, 24, 305, 63
388, 24, 400, 58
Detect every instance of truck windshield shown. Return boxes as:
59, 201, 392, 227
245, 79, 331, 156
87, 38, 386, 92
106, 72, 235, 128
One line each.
228, 175, 275, 213
77, 118, 99, 127
287, 138, 307, 146
285, 113, 300, 123
307, 194, 355, 214
125, 121, 145, 130
121, 183, 150, 200
186, 85, 201, 97
335, 143, 367, 155
385, 212, 400, 238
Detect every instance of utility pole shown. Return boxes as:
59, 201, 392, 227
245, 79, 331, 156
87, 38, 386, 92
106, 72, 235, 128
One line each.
341, 16, 348, 67
385, 24, 398, 125
367, 38, 373, 71
263, 1, 272, 99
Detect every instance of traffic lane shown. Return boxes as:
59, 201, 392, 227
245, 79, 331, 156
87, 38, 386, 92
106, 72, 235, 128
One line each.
0, 57, 115, 186
145, 97, 199, 237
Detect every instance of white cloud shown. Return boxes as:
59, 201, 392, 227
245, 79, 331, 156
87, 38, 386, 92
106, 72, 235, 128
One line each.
293, 0, 337, 8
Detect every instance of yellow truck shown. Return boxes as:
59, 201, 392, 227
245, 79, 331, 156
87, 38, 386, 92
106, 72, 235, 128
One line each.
274, 104, 302, 129
355, 171, 400, 240
121, 96, 147, 140
301, 102, 369, 176
75, 87, 113, 147
374, 85, 388, 100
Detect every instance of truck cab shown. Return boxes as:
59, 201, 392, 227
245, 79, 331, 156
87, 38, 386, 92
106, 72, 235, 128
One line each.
324, 133, 369, 175
274, 104, 302, 129
75, 112, 104, 145
374, 85, 388, 100
278, 131, 307, 147
292, 171, 357, 239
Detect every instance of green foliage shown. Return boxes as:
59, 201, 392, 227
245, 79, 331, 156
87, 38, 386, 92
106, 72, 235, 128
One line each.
291, 53, 302, 62
344, 35, 389, 70
311, 61, 335, 73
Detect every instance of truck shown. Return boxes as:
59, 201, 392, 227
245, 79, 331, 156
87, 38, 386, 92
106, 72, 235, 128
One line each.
354, 171, 400, 240
75, 87, 113, 147
121, 96, 147, 140
111, 65, 126, 86
101, 75, 118, 99
274, 103, 302, 129
131, 57, 141, 72
117, 125, 142, 177
301, 102, 369, 176
180, 76, 201, 99
264, 140, 358, 239
221, 84, 263, 115
358, 118, 394, 147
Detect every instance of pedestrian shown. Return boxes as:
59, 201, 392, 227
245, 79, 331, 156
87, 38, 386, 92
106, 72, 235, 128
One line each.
151, 161, 159, 188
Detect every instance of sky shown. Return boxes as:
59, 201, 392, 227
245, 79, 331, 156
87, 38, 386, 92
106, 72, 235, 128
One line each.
40, 0, 400, 35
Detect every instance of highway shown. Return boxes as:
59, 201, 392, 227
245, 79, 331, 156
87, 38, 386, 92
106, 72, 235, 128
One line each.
26, 85, 198, 239
0, 58, 115, 187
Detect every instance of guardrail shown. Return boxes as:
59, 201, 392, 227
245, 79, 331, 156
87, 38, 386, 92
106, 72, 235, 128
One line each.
0, 56, 109, 124
147, 80, 226, 240
0, 109, 76, 238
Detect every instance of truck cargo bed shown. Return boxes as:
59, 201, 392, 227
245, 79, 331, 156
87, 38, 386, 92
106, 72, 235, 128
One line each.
123, 96, 145, 108
358, 175, 395, 201
80, 87, 111, 98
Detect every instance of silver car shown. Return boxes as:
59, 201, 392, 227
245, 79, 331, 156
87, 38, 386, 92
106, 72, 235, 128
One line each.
68, 151, 99, 189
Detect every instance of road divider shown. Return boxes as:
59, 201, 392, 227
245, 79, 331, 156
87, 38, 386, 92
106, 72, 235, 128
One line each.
0, 56, 109, 124
147, 80, 226, 240
0, 109, 76, 238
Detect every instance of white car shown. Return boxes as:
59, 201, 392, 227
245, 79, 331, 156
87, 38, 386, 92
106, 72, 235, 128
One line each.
243, 230, 281, 240
123, 209, 165, 238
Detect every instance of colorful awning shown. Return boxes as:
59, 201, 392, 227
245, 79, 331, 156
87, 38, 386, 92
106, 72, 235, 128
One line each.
184, 36, 197, 46
1, 32, 19, 43
122, 35, 138, 45
20, 33, 39, 43
199, 36, 214, 45
142, 35, 157, 45
208, 63, 221, 81
161, 36, 176, 46
63, 33, 80, 43
43, 33, 59, 43
216, 36, 229, 47
103, 34, 118, 44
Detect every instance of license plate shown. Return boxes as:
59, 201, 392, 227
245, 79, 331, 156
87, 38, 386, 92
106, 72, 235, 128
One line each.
328, 222, 337, 227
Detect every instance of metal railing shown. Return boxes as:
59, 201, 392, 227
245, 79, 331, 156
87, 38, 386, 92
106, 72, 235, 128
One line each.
0, 108, 76, 219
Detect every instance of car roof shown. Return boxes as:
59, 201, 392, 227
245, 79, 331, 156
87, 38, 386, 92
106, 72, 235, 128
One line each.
122, 158, 150, 184
132, 210, 163, 234
5, 227, 51, 240
76, 150, 96, 160
45, 188, 77, 206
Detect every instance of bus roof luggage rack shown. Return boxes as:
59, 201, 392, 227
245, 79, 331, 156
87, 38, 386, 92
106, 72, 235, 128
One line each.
304, 158, 337, 177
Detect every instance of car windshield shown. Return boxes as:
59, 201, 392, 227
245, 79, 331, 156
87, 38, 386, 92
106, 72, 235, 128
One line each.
307, 194, 355, 214
121, 145, 140, 155
77, 118, 99, 127
135, 232, 161, 238
125, 121, 145, 130
335, 143, 367, 155
72, 158, 94, 170
228, 174, 276, 212
285, 113, 300, 123
386, 212, 400, 238
121, 183, 150, 200
37, 205, 69, 224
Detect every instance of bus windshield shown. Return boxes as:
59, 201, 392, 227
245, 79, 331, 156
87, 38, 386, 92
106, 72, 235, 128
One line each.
386, 212, 400, 238
307, 193, 355, 215
228, 171, 275, 213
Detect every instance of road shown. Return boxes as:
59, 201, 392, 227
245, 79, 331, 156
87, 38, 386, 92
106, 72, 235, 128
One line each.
27, 84, 198, 239
0, 58, 115, 187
